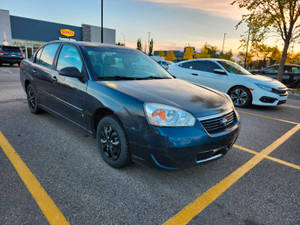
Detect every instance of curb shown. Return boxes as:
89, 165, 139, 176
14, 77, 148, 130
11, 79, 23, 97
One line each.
288, 92, 300, 99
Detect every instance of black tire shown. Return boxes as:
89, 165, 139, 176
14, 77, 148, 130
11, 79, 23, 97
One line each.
97, 115, 131, 168
229, 86, 252, 108
26, 84, 44, 114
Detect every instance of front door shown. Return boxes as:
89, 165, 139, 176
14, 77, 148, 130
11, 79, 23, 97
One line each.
51, 44, 88, 128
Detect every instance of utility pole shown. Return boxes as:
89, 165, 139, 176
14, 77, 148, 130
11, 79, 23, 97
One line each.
101, 0, 103, 43
148, 32, 151, 54
221, 33, 226, 55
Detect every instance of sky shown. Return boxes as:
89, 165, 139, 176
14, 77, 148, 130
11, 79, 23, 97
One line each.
0, 0, 299, 54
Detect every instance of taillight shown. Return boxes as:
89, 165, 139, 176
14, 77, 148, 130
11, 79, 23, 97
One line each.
22, 52, 25, 58
0, 51, 3, 55
19, 60, 22, 70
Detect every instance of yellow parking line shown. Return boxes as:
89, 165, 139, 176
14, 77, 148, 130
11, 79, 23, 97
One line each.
234, 145, 300, 170
237, 110, 298, 124
0, 131, 70, 225
0, 68, 13, 74
163, 123, 300, 225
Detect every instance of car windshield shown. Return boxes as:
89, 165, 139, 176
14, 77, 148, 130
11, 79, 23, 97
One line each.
84, 46, 172, 80
217, 60, 250, 75
2, 46, 22, 53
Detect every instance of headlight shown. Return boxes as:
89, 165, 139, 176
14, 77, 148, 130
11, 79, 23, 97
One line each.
144, 103, 196, 127
255, 83, 272, 92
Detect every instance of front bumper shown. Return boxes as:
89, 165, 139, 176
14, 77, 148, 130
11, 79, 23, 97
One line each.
251, 89, 288, 106
126, 110, 240, 170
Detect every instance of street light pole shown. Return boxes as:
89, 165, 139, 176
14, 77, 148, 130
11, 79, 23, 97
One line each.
101, 0, 103, 43
221, 33, 226, 55
244, 25, 251, 69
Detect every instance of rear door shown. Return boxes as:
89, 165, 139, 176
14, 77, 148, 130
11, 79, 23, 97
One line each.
32, 43, 60, 106
51, 44, 88, 128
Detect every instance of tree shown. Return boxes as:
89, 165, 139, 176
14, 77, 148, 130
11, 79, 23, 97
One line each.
219, 50, 234, 61
148, 38, 154, 56
203, 43, 219, 58
165, 50, 177, 61
158, 50, 165, 59
232, 0, 300, 81
238, 51, 254, 68
137, 38, 142, 51
195, 45, 211, 58
183, 47, 194, 60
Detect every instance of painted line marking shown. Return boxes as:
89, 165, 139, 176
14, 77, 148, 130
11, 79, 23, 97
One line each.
237, 110, 298, 124
163, 123, 300, 225
0, 131, 70, 225
234, 145, 300, 170
0, 68, 13, 74
283, 104, 300, 110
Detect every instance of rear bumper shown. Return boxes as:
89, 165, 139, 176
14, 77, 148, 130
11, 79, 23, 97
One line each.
0, 57, 23, 64
126, 111, 240, 170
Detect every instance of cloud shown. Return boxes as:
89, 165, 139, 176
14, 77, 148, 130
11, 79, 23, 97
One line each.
139, 0, 245, 20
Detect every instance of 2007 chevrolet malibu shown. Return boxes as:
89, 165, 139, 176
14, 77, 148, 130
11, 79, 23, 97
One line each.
20, 41, 240, 170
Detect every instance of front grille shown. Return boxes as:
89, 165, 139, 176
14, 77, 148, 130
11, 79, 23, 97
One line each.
196, 147, 227, 163
199, 110, 235, 133
272, 88, 288, 96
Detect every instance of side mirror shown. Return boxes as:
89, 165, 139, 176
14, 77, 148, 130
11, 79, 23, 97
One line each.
213, 69, 227, 75
59, 67, 82, 78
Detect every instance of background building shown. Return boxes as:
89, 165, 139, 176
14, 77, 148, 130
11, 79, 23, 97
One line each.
0, 9, 116, 58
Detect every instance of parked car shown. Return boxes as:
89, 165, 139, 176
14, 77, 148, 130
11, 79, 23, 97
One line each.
168, 59, 288, 107
157, 60, 174, 69
250, 64, 300, 88
20, 41, 240, 170
0, 45, 24, 66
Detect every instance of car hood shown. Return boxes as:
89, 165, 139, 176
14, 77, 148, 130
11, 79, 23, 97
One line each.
98, 79, 232, 118
242, 74, 286, 88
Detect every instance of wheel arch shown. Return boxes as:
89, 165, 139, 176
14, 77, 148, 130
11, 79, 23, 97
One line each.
227, 85, 253, 104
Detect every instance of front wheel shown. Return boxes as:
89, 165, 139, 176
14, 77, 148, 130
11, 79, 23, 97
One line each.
97, 116, 131, 168
229, 86, 252, 108
26, 84, 43, 114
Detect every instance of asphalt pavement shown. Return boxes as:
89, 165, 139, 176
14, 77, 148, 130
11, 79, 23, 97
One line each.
0, 65, 299, 225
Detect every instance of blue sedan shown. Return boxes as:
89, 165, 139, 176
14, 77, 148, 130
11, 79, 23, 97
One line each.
20, 41, 240, 170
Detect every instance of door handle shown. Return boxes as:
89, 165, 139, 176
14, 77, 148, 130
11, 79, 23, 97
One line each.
191, 73, 198, 76
52, 76, 58, 82
32, 69, 37, 73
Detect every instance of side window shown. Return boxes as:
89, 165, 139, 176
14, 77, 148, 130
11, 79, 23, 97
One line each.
35, 48, 43, 63
180, 61, 197, 69
38, 44, 59, 69
264, 66, 278, 74
56, 45, 83, 72
194, 61, 221, 73
290, 66, 300, 74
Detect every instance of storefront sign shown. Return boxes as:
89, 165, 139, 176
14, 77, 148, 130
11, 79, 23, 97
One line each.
60, 29, 75, 37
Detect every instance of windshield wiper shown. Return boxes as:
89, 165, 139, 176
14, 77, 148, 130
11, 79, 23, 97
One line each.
96, 76, 136, 80
135, 76, 169, 80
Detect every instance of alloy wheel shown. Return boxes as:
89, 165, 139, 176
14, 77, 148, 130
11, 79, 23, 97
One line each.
230, 88, 248, 107
100, 125, 121, 161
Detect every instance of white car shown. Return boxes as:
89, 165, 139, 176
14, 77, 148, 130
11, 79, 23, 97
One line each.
157, 60, 174, 70
167, 59, 288, 107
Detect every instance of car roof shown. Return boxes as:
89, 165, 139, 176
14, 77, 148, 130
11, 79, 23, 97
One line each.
173, 58, 227, 65
267, 64, 300, 67
48, 40, 125, 49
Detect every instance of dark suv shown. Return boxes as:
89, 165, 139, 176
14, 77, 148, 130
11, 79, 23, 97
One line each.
0, 45, 24, 66
250, 64, 300, 88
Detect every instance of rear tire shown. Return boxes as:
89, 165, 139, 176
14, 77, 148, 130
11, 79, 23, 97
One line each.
26, 84, 44, 114
97, 116, 131, 168
229, 86, 252, 108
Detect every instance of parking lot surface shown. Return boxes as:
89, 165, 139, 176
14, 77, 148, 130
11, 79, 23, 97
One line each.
0, 66, 299, 225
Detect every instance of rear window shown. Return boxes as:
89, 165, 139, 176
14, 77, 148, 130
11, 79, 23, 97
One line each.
2, 46, 22, 53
